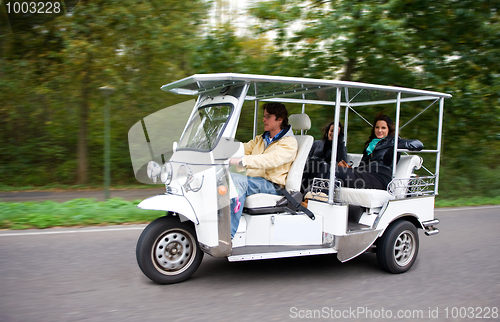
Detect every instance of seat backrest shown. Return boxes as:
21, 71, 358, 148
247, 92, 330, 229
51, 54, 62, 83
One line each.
286, 114, 314, 191
394, 155, 422, 179
392, 155, 423, 197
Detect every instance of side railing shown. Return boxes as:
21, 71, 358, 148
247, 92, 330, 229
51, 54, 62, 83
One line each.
387, 175, 436, 198
306, 175, 436, 203
306, 178, 342, 203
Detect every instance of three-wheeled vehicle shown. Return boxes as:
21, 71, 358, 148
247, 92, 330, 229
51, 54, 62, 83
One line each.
128, 73, 451, 284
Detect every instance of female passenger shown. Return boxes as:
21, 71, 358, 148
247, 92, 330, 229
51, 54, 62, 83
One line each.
306, 113, 423, 191
338, 113, 423, 189
302, 121, 347, 191
308, 121, 347, 164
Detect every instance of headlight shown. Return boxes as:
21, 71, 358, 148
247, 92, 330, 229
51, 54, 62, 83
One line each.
160, 162, 173, 185
177, 164, 192, 186
147, 161, 161, 183
177, 164, 203, 192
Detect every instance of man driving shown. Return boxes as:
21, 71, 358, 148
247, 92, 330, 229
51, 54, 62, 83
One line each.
229, 103, 298, 238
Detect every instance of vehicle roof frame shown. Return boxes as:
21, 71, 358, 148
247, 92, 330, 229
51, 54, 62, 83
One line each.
161, 73, 451, 203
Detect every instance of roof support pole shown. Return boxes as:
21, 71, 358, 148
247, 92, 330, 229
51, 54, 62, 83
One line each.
344, 88, 350, 145
434, 97, 445, 195
253, 84, 259, 139
392, 92, 402, 179
301, 90, 306, 135
328, 87, 342, 204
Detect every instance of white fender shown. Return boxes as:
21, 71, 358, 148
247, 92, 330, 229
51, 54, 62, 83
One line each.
137, 194, 199, 224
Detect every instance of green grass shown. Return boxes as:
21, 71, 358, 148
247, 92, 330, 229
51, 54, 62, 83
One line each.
0, 183, 159, 192
0, 198, 164, 230
0, 195, 498, 231
434, 196, 500, 208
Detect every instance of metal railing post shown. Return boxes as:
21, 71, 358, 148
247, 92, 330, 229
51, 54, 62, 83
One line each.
328, 87, 342, 204
435, 98, 445, 195
392, 92, 402, 179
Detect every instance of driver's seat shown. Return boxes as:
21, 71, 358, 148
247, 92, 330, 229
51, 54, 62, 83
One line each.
243, 114, 313, 214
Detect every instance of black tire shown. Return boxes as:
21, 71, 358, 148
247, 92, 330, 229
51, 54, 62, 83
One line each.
377, 219, 419, 274
136, 216, 204, 284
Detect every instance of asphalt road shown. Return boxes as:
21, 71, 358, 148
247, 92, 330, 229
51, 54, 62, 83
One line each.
0, 206, 499, 322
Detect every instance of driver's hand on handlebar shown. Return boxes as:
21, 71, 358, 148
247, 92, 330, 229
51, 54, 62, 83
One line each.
229, 158, 243, 166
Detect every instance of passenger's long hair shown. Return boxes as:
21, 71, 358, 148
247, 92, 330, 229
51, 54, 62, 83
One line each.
322, 121, 344, 142
365, 112, 396, 146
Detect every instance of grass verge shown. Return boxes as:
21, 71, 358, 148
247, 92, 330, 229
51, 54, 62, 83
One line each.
0, 196, 499, 230
0, 198, 163, 230
434, 196, 500, 208
0, 183, 159, 192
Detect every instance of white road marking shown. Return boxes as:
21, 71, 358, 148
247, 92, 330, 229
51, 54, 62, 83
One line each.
435, 205, 500, 212
0, 226, 146, 237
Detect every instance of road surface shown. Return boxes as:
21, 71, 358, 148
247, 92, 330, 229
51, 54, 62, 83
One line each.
0, 206, 499, 321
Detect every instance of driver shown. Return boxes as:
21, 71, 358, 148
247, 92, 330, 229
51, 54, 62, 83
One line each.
229, 103, 298, 238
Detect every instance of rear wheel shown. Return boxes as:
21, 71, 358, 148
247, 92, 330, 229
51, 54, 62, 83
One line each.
377, 219, 419, 274
136, 216, 204, 284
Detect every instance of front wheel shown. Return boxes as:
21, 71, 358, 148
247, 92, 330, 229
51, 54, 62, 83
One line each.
377, 219, 419, 274
136, 216, 204, 284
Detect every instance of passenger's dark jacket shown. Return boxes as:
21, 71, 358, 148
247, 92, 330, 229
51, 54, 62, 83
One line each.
358, 135, 423, 187
308, 138, 347, 164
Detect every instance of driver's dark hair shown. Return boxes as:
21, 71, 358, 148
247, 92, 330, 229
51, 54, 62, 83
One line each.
262, 103, 289, 129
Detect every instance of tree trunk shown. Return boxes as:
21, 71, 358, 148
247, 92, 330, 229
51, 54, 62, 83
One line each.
341, 57, 356, 81
76, 56, 92, 184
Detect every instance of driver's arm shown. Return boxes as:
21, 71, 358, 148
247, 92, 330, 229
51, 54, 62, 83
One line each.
242, 137, 298, 170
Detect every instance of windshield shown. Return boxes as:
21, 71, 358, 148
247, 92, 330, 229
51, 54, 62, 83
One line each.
128, 100, 195, 184
178, 103, 233, 151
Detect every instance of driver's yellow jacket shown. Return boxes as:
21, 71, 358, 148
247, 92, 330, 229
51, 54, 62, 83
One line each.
241, 127, 298, 187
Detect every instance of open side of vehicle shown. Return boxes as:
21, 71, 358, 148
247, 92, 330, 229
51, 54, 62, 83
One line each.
129, 73, 450, 284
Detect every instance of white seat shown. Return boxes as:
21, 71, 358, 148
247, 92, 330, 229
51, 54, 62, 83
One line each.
335, 155, 423, 208
244, 114, 314, 209
391, 155, 423, 197
244, 193, 283, 208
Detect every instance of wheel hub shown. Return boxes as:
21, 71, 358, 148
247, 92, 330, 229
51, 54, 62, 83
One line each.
154, 231, 193, 271
394, 230, 415, 267
167, 242, 181, 257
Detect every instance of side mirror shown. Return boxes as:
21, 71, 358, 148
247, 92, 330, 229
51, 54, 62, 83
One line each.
173, 141, 177, 153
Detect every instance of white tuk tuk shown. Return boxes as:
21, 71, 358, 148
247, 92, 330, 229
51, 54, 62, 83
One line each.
128, 73, 451, 284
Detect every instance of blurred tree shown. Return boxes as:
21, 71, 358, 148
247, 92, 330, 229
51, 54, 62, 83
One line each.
0, 0, 208, 185
248, 0, 500, 197
1, 0, 498, 198
191, 25, 274, 74
63, 0, 210, 184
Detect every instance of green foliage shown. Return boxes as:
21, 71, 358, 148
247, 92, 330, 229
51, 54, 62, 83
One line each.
248, 0, 500, 197
0, 198, 163, 229
1, 0, 499, 200
0, 0, 209, 186
191, 26, 275, 75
